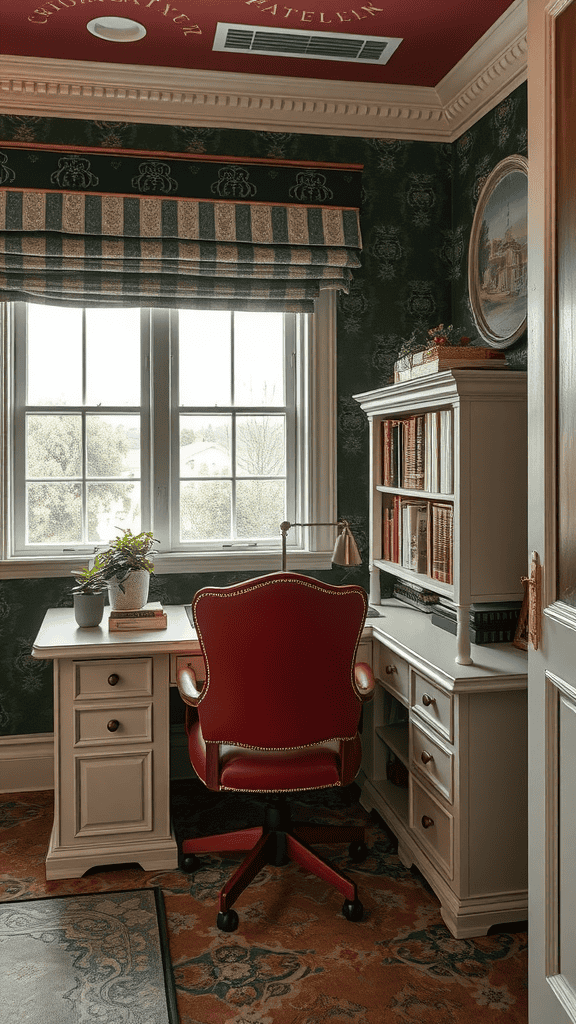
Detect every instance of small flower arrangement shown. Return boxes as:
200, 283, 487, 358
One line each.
425, 324, 471, 348
397, 324, 472, 362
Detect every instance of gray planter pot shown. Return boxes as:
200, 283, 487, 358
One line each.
107, 569, 151, 611
74, 592, 105, 628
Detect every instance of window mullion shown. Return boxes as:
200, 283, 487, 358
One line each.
230, 312, 237, 541
81, 310, 88, 544
150, 308, 172, 550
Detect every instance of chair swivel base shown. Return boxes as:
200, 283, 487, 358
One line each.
181, 797, 368, 931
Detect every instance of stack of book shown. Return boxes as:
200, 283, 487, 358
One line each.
431, 599, 522, 644
108, 602, 167, 632
392, 578, 438, 613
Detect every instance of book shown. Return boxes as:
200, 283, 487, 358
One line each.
431, 612, 517, 644
424, 410, 440, 493
394, 346, 507, 382
109, 613, 168, 631
400, 500, 428, 573
109, 602, 164, 619
430, 501, 453, 584
392, 578, 437, 612
402, 415, 425, 490
392, 578, 437, 601
439, 408, 453, 494
430, 600, 522, 628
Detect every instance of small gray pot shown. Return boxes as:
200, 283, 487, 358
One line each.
74, 592, 106, 628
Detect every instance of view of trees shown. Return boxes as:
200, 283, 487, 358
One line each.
26, 413, 286, 545
26, 415, 137, 544
179, 415, 286, 541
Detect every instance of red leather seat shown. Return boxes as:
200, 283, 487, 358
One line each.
177, 571, 375, 931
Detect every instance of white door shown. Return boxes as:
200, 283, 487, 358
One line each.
528, 1, 576, 1021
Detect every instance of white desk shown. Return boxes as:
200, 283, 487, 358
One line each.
32, 605, 199, 880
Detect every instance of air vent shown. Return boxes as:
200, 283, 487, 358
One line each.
213, 23, 402, 66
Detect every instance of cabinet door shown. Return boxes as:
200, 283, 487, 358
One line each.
75, 751, 153, 836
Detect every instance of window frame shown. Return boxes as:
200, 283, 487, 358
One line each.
0, 291, 337, 578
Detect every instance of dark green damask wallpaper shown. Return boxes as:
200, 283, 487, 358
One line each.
0, 82, 527, 737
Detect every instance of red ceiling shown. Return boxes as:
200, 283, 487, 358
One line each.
1, 1, 515, 88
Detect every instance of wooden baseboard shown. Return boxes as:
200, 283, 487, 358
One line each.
0, 726, 195, 793
0, 733, 55, 792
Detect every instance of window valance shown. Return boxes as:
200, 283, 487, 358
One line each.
0, 147, 362, 312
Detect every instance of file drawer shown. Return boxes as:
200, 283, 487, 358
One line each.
74, 703, 153, 745
411, 720, 454, 803
378, 646, 410, 706
412, 672, 453, 742
74, 658, 153, 699
410, 776, 454, 880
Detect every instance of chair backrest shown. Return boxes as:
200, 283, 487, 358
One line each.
192, 572, 368, 749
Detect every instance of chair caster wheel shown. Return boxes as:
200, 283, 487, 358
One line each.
342, 898, 363, 921
181, 853, 200, 874
217, 909, 239, 932
348, 840, 368, 863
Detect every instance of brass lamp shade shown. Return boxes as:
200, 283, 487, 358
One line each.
332, 521, 362, 566
280, 519, 361, 571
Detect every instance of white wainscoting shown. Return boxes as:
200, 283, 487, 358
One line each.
0, 727, 195, 793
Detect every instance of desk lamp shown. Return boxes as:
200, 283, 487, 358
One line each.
280, 520, 362, 572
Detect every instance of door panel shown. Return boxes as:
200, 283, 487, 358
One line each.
528, 1, 576, 1020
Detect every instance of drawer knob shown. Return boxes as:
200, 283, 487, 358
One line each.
385, 664, 397, 675
107, 719, 120, 732
421, 815, 434, 829
421, 751, 434, 765
107, 674, 120, 687
422, 693, 436, 707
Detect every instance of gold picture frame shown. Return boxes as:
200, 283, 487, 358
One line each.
468, 154, 528, 349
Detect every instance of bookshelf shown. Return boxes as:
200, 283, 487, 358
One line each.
354, 370, 528, 664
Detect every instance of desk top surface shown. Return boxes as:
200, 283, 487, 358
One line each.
32, 605, 198, 659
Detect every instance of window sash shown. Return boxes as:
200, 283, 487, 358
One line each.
0, 292, 336, 575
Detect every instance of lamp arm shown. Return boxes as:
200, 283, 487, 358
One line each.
280, 519, 354, 572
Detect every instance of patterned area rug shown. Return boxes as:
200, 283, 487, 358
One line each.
0, 784, 528, 1024
1, 887, 177, 1024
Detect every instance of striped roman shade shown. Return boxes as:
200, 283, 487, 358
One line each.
0, 190, 362, 312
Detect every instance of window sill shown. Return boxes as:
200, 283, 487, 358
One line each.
0, 549, 334, 581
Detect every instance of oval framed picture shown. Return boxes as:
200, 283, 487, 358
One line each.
468, 154, 528, 348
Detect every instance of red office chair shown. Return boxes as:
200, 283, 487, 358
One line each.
177, 572, 375, 932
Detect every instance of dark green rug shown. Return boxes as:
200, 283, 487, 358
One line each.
0, 887, 178, 1024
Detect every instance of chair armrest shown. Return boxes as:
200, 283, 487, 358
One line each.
177, 667, 205, 706
353, 661, 375, 702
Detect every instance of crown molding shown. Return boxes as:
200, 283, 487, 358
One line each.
0, 1, 526, 143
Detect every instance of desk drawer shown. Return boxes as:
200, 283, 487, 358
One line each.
410, 776, 454, 879
173, 654, 206, 685
411, 720, 454, 803
74, 659, 152, 700
74, 703, 153, 745
412, 673, 453, 743
377, 645, 410, 706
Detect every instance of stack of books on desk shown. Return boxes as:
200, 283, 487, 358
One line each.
430, 599, 522, 644
108, 602, 167, 632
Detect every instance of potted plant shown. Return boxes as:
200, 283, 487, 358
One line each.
71, 555, 109, 627
98, 528, 159, 611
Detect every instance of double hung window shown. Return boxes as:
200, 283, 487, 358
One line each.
4, 295, 335, 573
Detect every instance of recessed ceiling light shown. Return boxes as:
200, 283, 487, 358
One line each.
87, 17, 147, 43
